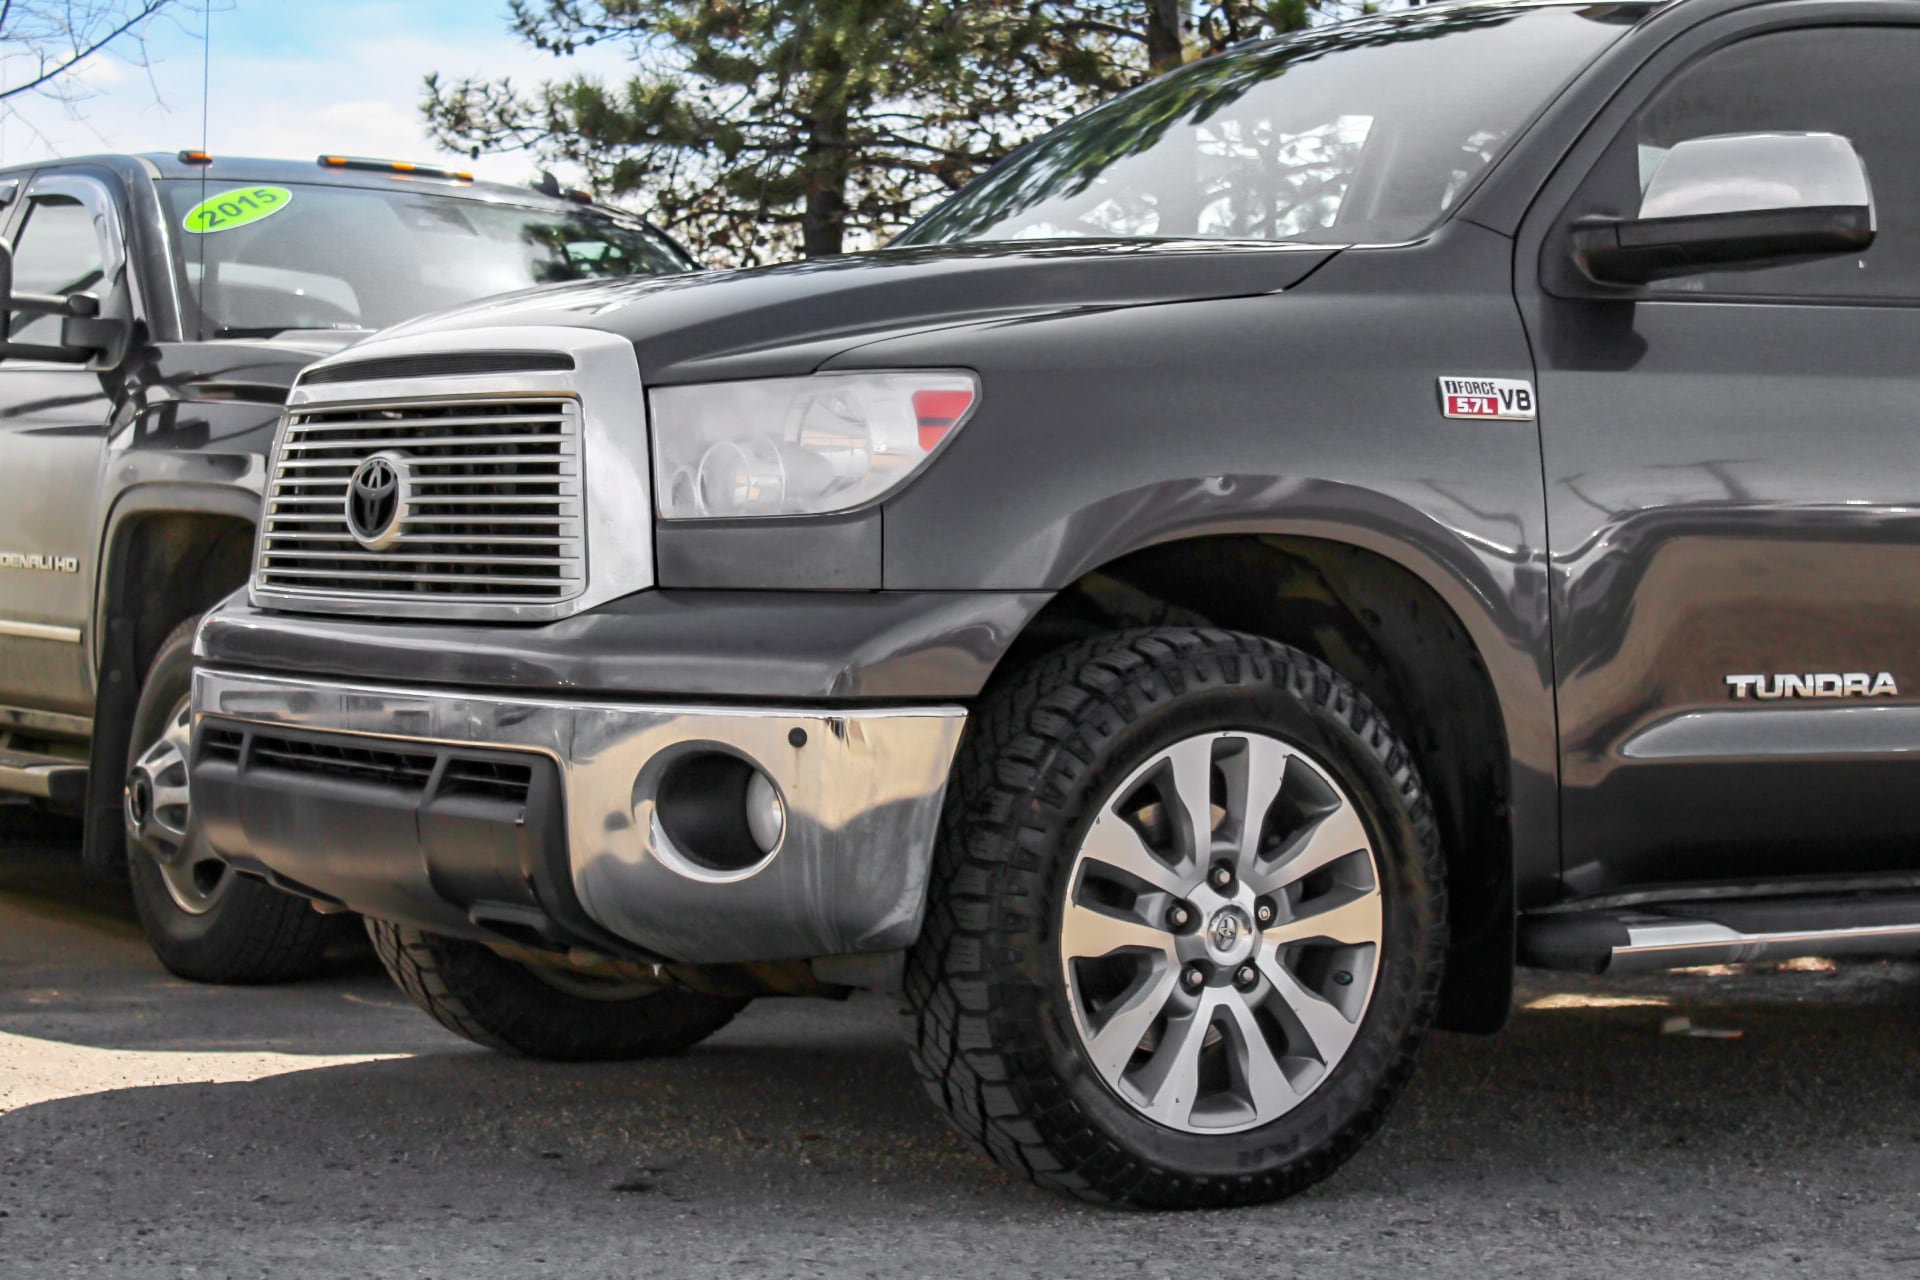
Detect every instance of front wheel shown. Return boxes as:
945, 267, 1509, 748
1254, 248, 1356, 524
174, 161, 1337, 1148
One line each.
367, 921, 749, 1061
125, 616, 348, 983
907, 628, 1447, 1207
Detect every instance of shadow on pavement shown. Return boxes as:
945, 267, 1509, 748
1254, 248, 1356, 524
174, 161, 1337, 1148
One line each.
4, 810, 1918, 1277
0, 811, 387, 1058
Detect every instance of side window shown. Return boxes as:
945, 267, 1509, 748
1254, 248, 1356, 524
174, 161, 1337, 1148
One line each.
1624, 27, 1920, 301
8, 195, 107, 345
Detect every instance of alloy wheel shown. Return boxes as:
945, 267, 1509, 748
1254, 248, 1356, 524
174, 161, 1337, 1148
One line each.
1060, 730, 1384, 1134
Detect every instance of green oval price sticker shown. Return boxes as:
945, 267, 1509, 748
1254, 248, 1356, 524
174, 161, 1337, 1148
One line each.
182, 186, 292, 234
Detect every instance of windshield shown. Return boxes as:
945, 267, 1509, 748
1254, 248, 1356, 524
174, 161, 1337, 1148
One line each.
899, 4, 1646, 249
160, 180, 694, 338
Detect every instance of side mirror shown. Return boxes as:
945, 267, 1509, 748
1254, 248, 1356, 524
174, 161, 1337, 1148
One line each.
0, 240, 124, 364
1572, 132, 1875, 287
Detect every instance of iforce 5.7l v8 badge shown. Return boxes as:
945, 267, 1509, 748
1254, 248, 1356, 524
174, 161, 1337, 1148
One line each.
1438, 376, 1535, 421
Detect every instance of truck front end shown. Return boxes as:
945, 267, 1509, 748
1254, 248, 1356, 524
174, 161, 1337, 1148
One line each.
191, 321, 997, 971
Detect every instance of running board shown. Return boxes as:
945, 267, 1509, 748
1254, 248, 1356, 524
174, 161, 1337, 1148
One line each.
1519, 894, 1920, 975
0, 748, 88, 805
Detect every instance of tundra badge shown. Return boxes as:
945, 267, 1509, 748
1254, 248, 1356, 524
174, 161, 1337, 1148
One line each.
1725, 673, 1899, 699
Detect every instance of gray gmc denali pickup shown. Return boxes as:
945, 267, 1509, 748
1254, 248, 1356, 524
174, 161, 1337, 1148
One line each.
191, 0, 1920, 1206
0, 151, 690, 981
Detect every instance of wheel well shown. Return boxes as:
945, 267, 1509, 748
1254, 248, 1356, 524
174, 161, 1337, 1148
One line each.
999, 534, 1515, 1033
81, 511, 255, 876
102, 512, 255, 679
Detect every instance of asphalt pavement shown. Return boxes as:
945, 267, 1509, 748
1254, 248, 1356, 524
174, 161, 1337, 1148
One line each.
1, 808, 1916, 1279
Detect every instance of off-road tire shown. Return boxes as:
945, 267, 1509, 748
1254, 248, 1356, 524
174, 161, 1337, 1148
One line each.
126, 616, 347, 984
368, 920, 749, 1061
906, 628, 1447, 1207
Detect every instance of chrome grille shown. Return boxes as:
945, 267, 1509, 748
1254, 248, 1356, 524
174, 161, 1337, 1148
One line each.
256, 396, 585, 604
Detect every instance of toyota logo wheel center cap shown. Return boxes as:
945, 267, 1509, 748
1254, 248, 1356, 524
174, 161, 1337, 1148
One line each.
1205, 905, 1255, 963
345, 452, 409, 550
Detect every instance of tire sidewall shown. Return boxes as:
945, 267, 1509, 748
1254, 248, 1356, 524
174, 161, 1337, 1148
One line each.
989, 646, 1444, 1187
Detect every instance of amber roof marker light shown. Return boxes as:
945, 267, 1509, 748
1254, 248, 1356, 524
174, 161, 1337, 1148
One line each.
316, 155, 474, 182
177, 150, 213, 165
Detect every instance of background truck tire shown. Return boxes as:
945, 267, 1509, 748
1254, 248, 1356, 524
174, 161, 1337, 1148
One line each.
907, 628, 1447, 1208
125, 616, 348, 984
367, 920, 750, 1060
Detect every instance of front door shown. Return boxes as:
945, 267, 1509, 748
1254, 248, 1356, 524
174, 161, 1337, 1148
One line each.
1518, 17, 1920, 895
0, 172, 130, 719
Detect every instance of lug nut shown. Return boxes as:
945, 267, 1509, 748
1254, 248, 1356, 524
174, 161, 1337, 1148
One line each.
1166, 903, 1192, 930
1255, 901, 1275, 926
1209, 864, 1234, 891
1333, 970, 1354, 987
1182, 965, 1207, 991
1234, 964, 1258, 990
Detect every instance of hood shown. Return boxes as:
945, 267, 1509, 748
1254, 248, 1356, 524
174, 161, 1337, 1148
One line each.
155, 329, 374, 405
369, 241, 1342, 384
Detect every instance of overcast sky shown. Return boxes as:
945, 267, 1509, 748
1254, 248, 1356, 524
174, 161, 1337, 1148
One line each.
0, 1, 630, 187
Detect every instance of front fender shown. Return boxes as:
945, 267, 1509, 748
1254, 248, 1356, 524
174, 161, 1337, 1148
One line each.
1001, 471, 1553, 790
858, 225, 1558, 901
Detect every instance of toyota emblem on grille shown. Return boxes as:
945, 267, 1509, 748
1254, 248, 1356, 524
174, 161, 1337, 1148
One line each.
345, 453, 409, 550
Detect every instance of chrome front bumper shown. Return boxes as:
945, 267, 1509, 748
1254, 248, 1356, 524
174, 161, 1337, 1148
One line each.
191, 669, 967, 963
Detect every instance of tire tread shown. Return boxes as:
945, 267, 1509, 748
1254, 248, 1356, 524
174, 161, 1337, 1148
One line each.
906, 627, 1447, 1207
367, 920, 747, 1061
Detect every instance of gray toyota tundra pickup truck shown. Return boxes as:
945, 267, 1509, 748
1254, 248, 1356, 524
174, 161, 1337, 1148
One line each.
189, 0, 1920, 1206
0, 151, 690, 982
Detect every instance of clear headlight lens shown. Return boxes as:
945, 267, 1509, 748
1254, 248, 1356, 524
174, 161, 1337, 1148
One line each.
650, 370, 979, 519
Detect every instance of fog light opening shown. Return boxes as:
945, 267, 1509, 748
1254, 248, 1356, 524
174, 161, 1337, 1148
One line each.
745, 768, 786, 855
648, 750, 786, 880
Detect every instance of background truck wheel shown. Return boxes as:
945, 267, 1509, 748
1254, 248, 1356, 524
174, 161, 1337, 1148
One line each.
367, 920, 750, 1061
125, 616, 348, 984
907, 628, 1447, 1208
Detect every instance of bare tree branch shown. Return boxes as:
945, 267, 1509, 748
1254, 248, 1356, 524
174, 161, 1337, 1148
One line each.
0, 0, 179, 103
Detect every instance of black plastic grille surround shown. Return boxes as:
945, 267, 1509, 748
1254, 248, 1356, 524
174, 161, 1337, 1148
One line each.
204, 725, 534, 805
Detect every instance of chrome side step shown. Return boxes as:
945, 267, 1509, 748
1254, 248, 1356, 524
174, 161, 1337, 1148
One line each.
1601, 916, 1920, 973
1519, 893, 1920, 975
0, 748, 88, 805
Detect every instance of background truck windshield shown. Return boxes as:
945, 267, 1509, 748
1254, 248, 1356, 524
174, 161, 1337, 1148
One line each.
899, 4, 1644, 249
161, 181, 693, 338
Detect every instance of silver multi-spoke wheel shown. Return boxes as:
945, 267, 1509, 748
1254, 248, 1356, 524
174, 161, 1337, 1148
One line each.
1062, 731, 1383, 1134
125, 694, 231, 915
911, 629, 1441, 1206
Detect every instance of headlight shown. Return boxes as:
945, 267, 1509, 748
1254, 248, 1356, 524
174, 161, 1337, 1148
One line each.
650, 370, 979, 519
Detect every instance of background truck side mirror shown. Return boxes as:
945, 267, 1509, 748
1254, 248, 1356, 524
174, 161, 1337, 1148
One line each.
1572, 132, 1875, 287
0, 239, 127, 365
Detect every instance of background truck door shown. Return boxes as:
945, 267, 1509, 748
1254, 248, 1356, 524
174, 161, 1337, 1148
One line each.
0, 172, 130, 719
1517, 19, 1920, 895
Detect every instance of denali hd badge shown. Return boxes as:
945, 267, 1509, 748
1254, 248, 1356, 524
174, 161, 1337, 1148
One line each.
1438, 376, 1535, 421
1726, 672, 1898, 700
0, 550, 79, 574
